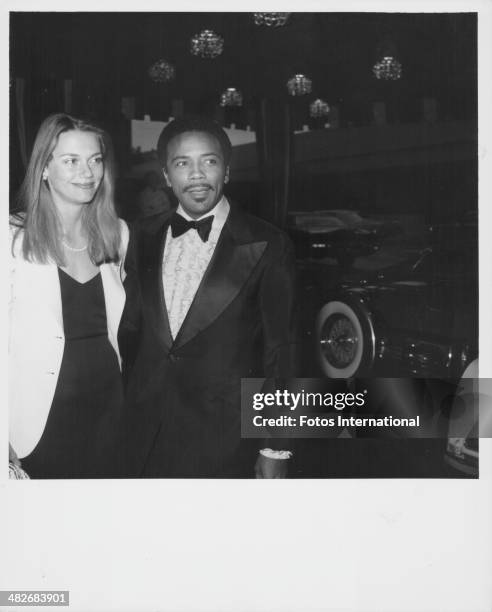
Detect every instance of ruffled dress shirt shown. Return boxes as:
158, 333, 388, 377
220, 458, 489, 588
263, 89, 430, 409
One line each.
162, 197, 230, 339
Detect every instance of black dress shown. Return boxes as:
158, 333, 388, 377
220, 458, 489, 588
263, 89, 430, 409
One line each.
22, 268, 124, 479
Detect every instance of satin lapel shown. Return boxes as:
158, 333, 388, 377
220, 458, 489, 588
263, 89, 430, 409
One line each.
140, 218, 173, 350
173, 221, 267, 350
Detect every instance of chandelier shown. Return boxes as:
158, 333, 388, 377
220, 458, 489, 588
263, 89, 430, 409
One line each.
309, 98, 330, 118
287, 74, 312, 96
372, 56, 402, 80
253, 13, 290, 27
148, 59, 175, 83
220, 88, 243, 107
190, 30, 224, 58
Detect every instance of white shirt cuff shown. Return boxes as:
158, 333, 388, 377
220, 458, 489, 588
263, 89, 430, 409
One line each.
259, 448, 293, 460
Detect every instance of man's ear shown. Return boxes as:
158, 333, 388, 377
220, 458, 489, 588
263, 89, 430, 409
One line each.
224, 166, 230, 184
163, 169, 171, 188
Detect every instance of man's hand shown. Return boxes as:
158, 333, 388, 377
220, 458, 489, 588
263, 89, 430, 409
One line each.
255, 454, 288, 479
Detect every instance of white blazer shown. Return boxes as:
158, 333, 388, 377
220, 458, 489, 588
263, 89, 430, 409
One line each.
9, 219, 129, 458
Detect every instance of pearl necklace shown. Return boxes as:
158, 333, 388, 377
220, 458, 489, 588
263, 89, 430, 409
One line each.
62, 239, 88, 252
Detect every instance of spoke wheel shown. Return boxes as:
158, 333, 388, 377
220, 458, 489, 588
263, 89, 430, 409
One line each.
320, 314, 359, 369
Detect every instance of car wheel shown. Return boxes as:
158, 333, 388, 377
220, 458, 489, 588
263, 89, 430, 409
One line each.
315, 299, 375, 377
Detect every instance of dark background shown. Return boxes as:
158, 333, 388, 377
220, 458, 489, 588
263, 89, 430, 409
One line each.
10, 12, 477, 222
10, 12, 476, 124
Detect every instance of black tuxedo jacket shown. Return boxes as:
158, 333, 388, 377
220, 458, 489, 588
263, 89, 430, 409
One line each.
120, 205, 298, 478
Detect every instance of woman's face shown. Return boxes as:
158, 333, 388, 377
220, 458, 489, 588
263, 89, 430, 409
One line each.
44, 130, 104, 208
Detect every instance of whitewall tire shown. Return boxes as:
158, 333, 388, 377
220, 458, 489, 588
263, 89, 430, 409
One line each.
315, 299, 375, 378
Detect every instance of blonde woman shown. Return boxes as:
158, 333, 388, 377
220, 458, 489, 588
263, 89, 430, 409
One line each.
9, 113, 128, 478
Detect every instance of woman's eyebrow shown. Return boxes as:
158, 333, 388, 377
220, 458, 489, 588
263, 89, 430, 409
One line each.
56, 151, 102, 158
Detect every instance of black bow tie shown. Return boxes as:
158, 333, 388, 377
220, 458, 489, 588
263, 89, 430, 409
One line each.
170, 213, 214, 242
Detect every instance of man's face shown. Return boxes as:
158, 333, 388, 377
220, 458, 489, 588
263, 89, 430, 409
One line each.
163, 131, 229, 218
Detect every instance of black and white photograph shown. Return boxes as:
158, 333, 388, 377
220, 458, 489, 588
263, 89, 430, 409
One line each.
2, 3, 492, 611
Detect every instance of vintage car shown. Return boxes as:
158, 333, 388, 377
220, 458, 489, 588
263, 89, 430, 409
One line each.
314, 221, 478, 379
289, 209, 402, 268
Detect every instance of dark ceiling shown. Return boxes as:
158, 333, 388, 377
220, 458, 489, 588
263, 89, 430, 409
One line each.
10, 12, 477, 126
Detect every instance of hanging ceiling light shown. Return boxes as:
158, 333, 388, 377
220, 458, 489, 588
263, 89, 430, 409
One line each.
220, 88, 243, 107
253, 13, 290, 27
148, 59, 175, 83
190, 30, 224, 58
372, 40, 402, 80
309, 99, 330, 118
373, 56, 402, 80
287, 74, 312, 96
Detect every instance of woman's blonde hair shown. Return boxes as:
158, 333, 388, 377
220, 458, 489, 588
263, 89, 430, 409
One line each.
13, 113, 121, 265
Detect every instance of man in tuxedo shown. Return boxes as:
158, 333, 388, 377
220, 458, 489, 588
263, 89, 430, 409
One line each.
122, 116, 297, 478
